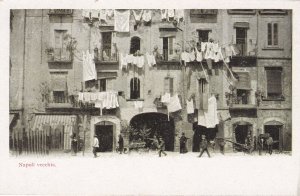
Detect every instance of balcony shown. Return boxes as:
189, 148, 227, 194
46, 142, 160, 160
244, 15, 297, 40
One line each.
156, 49, 181, 67
227, 92, 257, 109
229, 43, 257, 67
47, 48, 72, 63
94, 48, 119, 66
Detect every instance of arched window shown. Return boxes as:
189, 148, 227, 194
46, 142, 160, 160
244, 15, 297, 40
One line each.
130, 77, 140, 99
130, 37, 141, 55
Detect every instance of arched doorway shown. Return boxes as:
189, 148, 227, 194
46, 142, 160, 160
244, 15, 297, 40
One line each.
233, 121, 252, 145
130, 113, 175, 151
264, 120, 284, 150
192, 123, 218, 152
94, 121, 115, 152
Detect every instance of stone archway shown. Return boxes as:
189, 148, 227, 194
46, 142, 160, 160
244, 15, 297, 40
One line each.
129, 112, 175, 151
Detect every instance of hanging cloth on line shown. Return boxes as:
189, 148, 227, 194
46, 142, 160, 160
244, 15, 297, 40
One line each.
114, 10, 130, 32
142, 10, 152, 22
132, 10, 144, 22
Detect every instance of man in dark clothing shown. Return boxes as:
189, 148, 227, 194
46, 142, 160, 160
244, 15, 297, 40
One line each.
71, 133, 78, 156
158, 137, 167, 157
198, 135, 211, 158
179, 132, 188, 154
118, 134, 124, 154
258, 135, 264, 155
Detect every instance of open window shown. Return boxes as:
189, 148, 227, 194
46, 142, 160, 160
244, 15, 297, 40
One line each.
54, 30, 69, 61
130, 36, 141, 55
130, 77, 140, 99
234, 72, 251, 104
162, 37, 175, 61
235, 24, 248, 56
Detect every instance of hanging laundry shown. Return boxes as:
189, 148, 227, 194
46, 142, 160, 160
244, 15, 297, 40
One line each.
146, 53, 156, 67
82, 9, 91, 19
114, 10, 130, 32
195, 47, 203, 62
83, 92, 91, 102
204, 42, 215, 59
197, 110, 207, 127
100, 9, 107, 21
206, 58, 213, 70
134, 101, 144, 109
181, 52, 190, 65
106, 9, 114, 19
142, 10, 152, 22
175, 10, 184, 22
161, 9, 168, 20
133, 10, 144, 22
167, 9, 175, 20
136, 56, 144, 68
186, 99, 194, 114
78, 92, 84, 102
161, 92, 171, 103
82, 51, 97, 82
167, 94, 182, 113
201, 42, 207, 53
230, 44, 239, 56
120, 53, 128, 69
205, 96, 219, 128
189, 51, 196, 62
91, 9, 99, 18
225, 46, 233, 58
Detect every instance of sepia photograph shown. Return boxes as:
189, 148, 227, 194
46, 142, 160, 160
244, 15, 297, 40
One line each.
9, 9, 292, 158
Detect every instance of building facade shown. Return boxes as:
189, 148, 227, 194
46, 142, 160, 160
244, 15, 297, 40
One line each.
9, 9, 292, 153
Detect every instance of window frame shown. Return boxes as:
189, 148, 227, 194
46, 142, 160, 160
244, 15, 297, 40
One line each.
267, 22, 279, 47
264, 67, 284, 100
130, 77, 141, 100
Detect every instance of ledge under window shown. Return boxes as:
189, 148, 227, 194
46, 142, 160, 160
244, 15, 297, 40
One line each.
262, 97, 285, 101
126, 99, 145, 101
262, 47, 284, 51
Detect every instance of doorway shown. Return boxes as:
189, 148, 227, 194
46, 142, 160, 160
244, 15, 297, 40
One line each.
192, 123, 218, 152
235, 125, 251, 145
264, 125, 282, 150
95, 123, 113, 152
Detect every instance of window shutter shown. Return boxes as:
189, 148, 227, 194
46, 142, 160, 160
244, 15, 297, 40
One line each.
51, 73, 67, 91
273, 23, 278, 46
168, 37, 174, 55
164, 78, 170, 93
236, 72, 251, 90
169, 78, 174, 95
266, 69, 282, 94
267, 23, 272, 46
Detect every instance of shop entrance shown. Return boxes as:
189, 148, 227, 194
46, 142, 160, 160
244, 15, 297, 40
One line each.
264, 125, 282, 150
192, 123, 218, 152
95, 122, 113, 152
235, 125, 251, 145
130, 113, 175, 151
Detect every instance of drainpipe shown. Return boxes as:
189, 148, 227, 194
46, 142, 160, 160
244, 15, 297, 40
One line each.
22, 10, 27, 133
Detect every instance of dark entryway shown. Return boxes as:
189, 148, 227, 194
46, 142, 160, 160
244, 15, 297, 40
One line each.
130, 113, 175, 151
264, 125, 282, 150
95, 122, 113, 152
192, 123, 217, 152
235, 125, 249, 144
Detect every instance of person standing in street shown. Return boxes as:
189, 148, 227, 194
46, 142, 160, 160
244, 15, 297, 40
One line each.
179, 132, 188, 154
266, 135, 274, 155
219, 138, 226, 155
118, 134, 124, 154
198, 135, 211, 158
93, 135, 99, 158
158, 137, 167, 157
71, 133, 78, 156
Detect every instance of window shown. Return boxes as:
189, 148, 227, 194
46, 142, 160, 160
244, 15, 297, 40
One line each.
236, 27, 247, 56
198, 79, 208, 94
190, 10, 218, 23
236, 89, 250, 104
162, 37, 174, 61
49, 9, 73, 15
99, 79, 106, 92
54, 30, 68, 61
102, 32, 112, 61
198, 30, 210, 43
130, 36, 141, 55
267, 23, 278, 46
164, 77, 174, 96
265, 68, 283, 99
53, 91, 66, 103
228, 10, 256, 15
50, 72, 68, 103
130, 77, 140, 99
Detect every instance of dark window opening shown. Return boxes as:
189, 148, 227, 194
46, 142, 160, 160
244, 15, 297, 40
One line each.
130, 37, 141, 55
99, 79, 106, 92
130, 77, 140, 99
264, 125, 282, 150
53, 91, 66, 103
236, 89, 250, 104
235, 125, 252, 145
236, 27, 247, 56
198, 79, 207, 94
162, 37, 174, 61
101, 32, 112, 61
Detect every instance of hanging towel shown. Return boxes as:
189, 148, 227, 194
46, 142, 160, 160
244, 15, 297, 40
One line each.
126, 54, 134, 64
142, 10, 152, 22
167, 94, 182, 113
201, 42, 207, 53
82, 51, 97, 82
196, 47, 203, 62
181, 52, 190, 63
205, 96, 219, 128
161, 9, 168, 20
78, 92, 84, 102
187, 99, 194, 114
83, 92, 91, 102
106, 9, 114, 18
114, 10, 130, 32
120, 53, 128, 69
100, 9, 107, 21
146, 53, 156, 67
189, 51, 196, 61
133, 10, 144, 22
